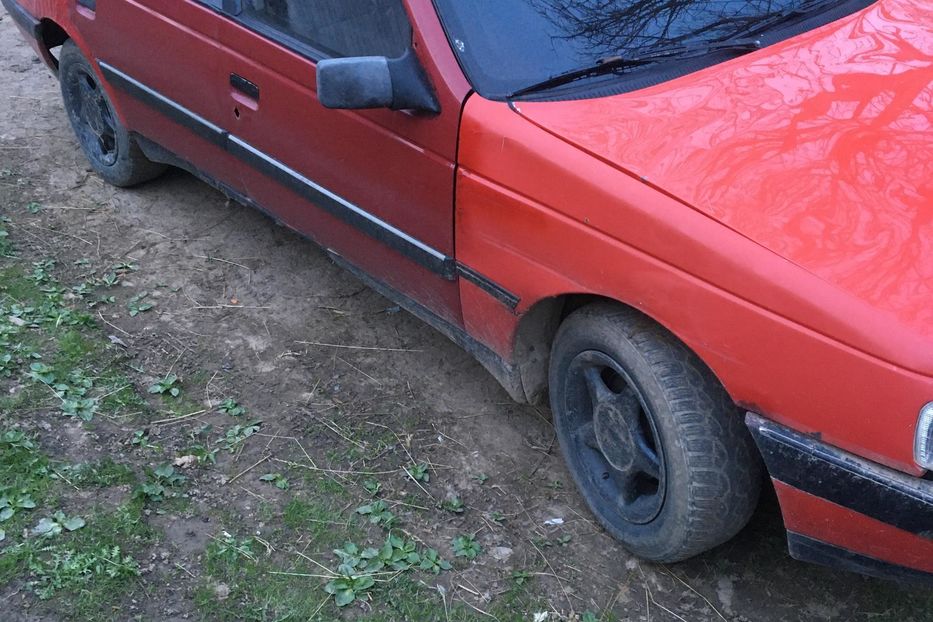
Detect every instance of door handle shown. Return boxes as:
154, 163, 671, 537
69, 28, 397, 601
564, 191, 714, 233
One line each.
230, 74, 260, 102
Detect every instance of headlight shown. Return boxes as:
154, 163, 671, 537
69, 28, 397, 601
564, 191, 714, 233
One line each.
916, 402, 933, 470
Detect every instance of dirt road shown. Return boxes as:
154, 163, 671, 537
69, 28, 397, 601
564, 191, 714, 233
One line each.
0, 12, 929, 622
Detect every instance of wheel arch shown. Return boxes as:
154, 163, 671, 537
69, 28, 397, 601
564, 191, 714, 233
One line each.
36, 17, 70, 72
510, 292, 737, 410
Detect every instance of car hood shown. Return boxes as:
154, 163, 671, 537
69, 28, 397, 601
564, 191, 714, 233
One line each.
512, 0, 933, 342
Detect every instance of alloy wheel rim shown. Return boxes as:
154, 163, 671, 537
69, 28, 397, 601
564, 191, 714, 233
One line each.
68, 68, 118, 166
562, 350, 666, 525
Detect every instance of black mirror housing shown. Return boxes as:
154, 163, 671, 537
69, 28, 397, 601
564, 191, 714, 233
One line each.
317, 50, 439, 114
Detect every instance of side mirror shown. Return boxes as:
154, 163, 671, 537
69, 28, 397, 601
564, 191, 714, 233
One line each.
316, 49, 439, 114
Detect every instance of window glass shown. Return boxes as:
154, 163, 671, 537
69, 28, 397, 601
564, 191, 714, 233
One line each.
433, 0, 870, 98
241, 0, 412, 58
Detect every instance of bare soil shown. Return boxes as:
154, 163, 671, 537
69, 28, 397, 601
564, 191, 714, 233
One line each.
1, 12, 930, 622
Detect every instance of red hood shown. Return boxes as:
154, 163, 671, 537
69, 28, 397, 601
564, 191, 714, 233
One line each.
514, 0, 933, 341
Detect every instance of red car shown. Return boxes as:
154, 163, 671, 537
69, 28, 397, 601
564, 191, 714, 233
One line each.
4, 0, 931, 582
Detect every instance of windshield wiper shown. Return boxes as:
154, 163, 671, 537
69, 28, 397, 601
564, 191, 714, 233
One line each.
508, 0, 856, 99
717, 0, 850, 42
508, 38, 762, 99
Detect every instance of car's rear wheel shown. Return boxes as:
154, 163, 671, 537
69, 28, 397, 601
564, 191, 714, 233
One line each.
59, 40, 166, 187
549, 303, 762, 562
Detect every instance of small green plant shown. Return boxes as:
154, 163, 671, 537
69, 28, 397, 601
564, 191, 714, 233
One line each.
185, 444, 219, 465
217, 420, 262, 452
26, 201, 42, 214
87, 295, 115, 308
217, 398, 247, 417
112, 262, 138, 274
472, 473, 489, 484
127, 291, 154, 316
452, 534, 481, 560
130, 430, 157, 450
0, 352, 16, 377
259, 473, 289, 490
148, 373, 180, 397
1, 429, 35, 451
362, 478, 381, 496
29, 259, 55, 283
28, 545, 139, 600
324, 574, 376, 608
209, 531, 256, 564
408, 463, 430, 483
355, 500, 396, 528
489, 510, 506, 524
28, 365, 99, 421
0, 224, 11, 256
62, 396, 98, 422
511, 570, 533, 586
581, 612, 599, 622
134, 464, 186, 502
441, 496, 465, 514
28, 361, 56, 384
100, 272, 120, 287
31, 511, 86, 538
333, 534, 421, 578
418, 548, 452, 574
0, 492, 37, 522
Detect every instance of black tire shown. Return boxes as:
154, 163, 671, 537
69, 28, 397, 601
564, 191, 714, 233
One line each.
548, 303, 762, 562
59, 40, 166, 188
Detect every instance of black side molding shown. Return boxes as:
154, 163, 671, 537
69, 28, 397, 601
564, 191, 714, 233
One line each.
788, 533, 933, 587
1, 0, 41, 40
98, 61, 456, 280
100, 62, 228, 149
457, 263, 520, 311
746, 413, 933, 537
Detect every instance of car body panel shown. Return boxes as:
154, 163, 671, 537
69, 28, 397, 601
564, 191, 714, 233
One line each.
512, 0, 933, 375
456, 95, 931, 475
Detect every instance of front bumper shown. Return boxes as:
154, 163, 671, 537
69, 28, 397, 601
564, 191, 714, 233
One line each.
746, 413, 933, 585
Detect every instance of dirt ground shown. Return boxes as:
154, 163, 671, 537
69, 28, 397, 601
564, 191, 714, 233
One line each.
0, 12, 930, 622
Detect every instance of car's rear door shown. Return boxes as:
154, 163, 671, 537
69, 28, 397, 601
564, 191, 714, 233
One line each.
195, 0, 469, 324
80, 0, 247, 196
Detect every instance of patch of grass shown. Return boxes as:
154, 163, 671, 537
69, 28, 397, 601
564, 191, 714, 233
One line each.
0, 429, 53, 547
66, 458, 137, 488
283, 497, 348, 543
0, 259, 151, 424
4, 501, 154, 618
0, 427, 154, 618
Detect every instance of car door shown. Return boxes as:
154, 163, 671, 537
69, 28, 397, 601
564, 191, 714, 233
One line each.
81, 0, 248, 197
198, 0, 468, 324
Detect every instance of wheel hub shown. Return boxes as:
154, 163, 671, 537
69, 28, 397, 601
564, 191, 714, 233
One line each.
594, 401, 636, 472
66, 69, 118, 167
560, 350, 667, 526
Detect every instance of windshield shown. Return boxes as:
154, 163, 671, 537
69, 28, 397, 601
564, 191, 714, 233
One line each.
433, 0, 865, 99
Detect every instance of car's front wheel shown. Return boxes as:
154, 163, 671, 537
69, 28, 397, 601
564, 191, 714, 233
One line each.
59, 40, 166, 188
549, 303, 762, 562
